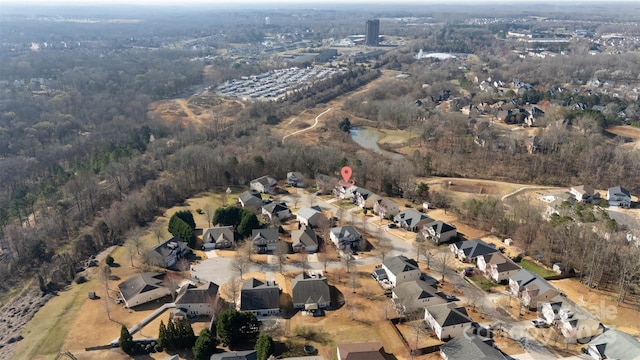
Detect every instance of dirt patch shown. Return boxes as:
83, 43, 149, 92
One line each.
148, 95, 241, 129
550, 278, 640, 337
606, 125, 640, 141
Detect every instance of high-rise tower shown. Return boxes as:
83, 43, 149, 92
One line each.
365, 19, 380, 46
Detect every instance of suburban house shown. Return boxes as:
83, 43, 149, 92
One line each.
337, 342, 386, 360
251, 228, 280, 253
210, 350, 257, 360
175, 281, 219, 316
607, 186, 631, 207
150, 237, 188, 269
450, 239, 499, 263
422, 220, 457, 244
239, 190, 263, 211
202, 226, 234, 250
587, 328, 640, 360
392, 280, 447, 313
239, 278, 280, 317
291, 272, 331, 311
291, 228, 319, 253
570, 185, 598, 203
334, 185, 359, 200
477, 252, 521, 283
382, 255, 422, 287
117, 272, 171, 308
287, 171, 305, 187
250, 175, 277, 194
394, 209, 432, 232
440, 335, 507, 360
296, 206, 327, 228
353, 188, 382, 209
329, 226, 361, 250
316, 173, 338, 195
540, 295, 604, 343
509, 269, 560, 309
262, 201, 291, 222
424, 302, 473, 340
373, 198, 400, 219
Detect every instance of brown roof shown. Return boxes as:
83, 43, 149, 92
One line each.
337, 342, 385, 360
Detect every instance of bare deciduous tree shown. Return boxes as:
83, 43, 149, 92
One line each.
223, 277, 243, 309
377, 236, 393, 262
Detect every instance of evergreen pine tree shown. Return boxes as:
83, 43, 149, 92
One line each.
192, 328, 218, 360
158, 320, 167, 349
166, 319, 177, 350
119, 325, 134, 354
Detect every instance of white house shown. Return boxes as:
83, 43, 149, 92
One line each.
382, 255, 422, 287
175, 282, 219, 316
250, 175, 277, 194
587, 329, 640, 360
509, 269, 560, 310
422, 220, 457, 244
373, 198, 400, 219
329, 226, 361, 250
477, 252, 521, 283
296, 206, 327, 228
424, 302, 473, 341
450, 239, 498, 263
570, 185, 598, 203
607, 186, 631, 207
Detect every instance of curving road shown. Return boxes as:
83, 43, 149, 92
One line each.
282, 107, 332, 143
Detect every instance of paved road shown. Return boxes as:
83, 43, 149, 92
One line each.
192, 189, 571, 360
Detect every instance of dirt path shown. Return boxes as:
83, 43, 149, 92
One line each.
175, 99, 203, 126
282, 107, 332, 142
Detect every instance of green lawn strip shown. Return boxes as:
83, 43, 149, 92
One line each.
518, 259, 556, 278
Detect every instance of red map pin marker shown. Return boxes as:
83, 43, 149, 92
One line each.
341, 166, 352, 182
339, 166, 355, 186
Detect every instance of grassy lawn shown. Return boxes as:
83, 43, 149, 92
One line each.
518, 259, 556, 278
336, 200, 357, 210
14, 280, 95, 360
468, 275, 500, 291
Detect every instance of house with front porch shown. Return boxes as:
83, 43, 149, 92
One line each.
251, 228, 280, 253
509, 269, 560, 310
393, 209, 432, 232
291, 272, 331, 311
202, 226, 235, 250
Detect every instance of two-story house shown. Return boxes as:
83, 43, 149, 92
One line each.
291, 272, 331, 312
509, 269, 560, 310
607, 186, 631, 207
382, 255, 422, 287
175, 281, 219, 317
392, 280, 447, 313
477, 252, 521, 283
202, 226, 235, 250
450, 239, 498, 263
150, 237, 188, 269
296, 206, 327, 228
291, 228, 319, 253
329, 226, 361, 250
422, 220, 457, 244
287, 172, 305, 187
373, 198, 400, 219
393, 209, 432, 232
238, 190, 263, 212
250, 175, 277, 194
251, 228, 280, 253
261, 201, 291, 222
424, 302, 473, 341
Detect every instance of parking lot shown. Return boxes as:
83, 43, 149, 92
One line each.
215, 66, 344, 101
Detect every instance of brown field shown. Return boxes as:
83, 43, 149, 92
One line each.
605, 125, 640, 140
550, 278, 640, 337
148, 95, 242, 128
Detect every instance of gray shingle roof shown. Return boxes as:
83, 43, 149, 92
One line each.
453, 239, 498, 259
251, 228, 279, 243
425, 220, 456, 235
330, 226, 360, 241
394, 209, 431, 228
203, 226, 234, 245
440, 335, 506, 360
240, 278, 280, 311
239, 190, 262, 206
117, 272, 170, 308
426, 302, 472, 327
251, 175, 276, 187
393, 280, 445, 301
210, 350, 258, 360
292, 228, 318, 248
588, 329, 640, 360
297, 206, 322, 220
176, 282, 219, 305
383, 255, 419, 276
291, 273, 331, 306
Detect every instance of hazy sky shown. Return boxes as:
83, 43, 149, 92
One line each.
0, 0, 619, 5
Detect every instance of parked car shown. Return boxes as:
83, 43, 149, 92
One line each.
445, 295, 458, 301
532, 319, 549, 328
388, 223, 398, 229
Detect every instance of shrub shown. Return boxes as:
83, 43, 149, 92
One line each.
74, 275, 87, 284
105, 255, 115, 267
